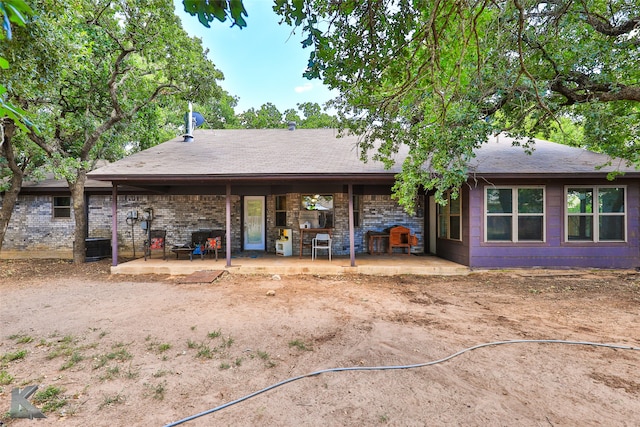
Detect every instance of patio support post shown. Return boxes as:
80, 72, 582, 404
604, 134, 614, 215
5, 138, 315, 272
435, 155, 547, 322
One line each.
348, 183, 356, 267
111, 184, 118, 266
226, 183, 231, 267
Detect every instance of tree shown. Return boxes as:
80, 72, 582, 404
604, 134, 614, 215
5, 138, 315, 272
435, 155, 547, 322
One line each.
182, 0, 248, 28
4, 0, 227, 262
270, 0, 639, 209
0, 0, 34, 133
296, 102, 336, 128
239, 103, 283, 128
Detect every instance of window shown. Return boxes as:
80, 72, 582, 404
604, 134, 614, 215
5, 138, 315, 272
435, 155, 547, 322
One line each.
566, 186, 625, 242
485, 187, 544, 242
275, 195, 287, 227
352, 195, 361, 227
53, 196, 71, 218
300, 195, 333, 228
438, 191, 461, 240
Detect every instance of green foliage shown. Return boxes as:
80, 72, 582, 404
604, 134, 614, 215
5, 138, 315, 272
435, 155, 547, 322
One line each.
274, 0, 640, 209
1, 349, 26, 363
288, 339, 312, 351
3, 0, 232, 260
33, 385, 67, 413
238, 101, 336, 129
183, 0, 247, 28
239, 103, 284, 128
0, 370, 14, 385
0, 0, 35, 132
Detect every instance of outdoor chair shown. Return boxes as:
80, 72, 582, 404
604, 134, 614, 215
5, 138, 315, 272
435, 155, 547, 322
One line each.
144, 229, 166, 260
311, 233, 332, 261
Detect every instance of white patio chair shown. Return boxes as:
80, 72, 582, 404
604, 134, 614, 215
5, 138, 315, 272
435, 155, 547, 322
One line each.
311, 233, 332, 261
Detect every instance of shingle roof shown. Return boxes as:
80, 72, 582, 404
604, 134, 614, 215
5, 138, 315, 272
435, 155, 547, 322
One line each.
87, 129, 638, 182
88, 129, 402, 180
469, 134, 639, 176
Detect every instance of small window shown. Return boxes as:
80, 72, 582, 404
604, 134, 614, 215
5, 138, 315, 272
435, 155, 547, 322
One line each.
275, 195, 287, 227
566, 186, 625, 242
352, 195, 361, 227
485, 187, 544, 242
300, 195, 333, 228
438, 190, 462, 240
53, 196, 71, 218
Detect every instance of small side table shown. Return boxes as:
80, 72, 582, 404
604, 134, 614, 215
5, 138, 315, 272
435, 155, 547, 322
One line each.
366, 231, 389, 255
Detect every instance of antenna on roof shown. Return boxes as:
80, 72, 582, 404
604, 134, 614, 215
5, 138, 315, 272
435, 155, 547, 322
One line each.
182, 102, 204, 142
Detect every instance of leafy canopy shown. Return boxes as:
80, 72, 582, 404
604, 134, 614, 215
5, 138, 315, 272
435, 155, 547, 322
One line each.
267, 0, 639, 209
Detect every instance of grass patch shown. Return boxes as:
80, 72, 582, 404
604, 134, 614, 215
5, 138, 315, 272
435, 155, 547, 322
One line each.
9, 334, 33, 344
2, 349, 27, 363
196, 344, 215, 359
99, 392, 126, 409
288, 339, 312, 351
147, 339, 173, 354
33, 386, 67, 413
93, 347, 133, 370
144, 381, 166, 401
256, 350, 276, 368
152, 369, 170, 378
0, 370, 14, 385
99, 365, 120, 381
207, 330, 221, 339
60, 351, 84, 371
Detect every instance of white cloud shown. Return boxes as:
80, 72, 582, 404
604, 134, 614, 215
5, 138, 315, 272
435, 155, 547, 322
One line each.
294, 83, 314, 93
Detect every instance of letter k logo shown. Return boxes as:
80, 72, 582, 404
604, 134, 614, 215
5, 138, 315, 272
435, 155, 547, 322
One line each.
10, 386, 46, 419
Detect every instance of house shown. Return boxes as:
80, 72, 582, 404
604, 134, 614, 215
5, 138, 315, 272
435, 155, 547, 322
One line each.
2, 128, 638, 269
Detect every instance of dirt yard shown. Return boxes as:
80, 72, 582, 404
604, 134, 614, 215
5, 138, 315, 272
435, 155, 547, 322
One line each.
0, 259, 639, 427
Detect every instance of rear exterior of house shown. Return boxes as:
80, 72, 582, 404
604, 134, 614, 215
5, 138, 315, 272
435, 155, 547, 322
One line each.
3, 129, 639, 269
435, 179, 639, 269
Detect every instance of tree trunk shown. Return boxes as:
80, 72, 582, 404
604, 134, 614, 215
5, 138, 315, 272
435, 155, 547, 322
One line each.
0, 121, 23, 253
69, 170, 88, 264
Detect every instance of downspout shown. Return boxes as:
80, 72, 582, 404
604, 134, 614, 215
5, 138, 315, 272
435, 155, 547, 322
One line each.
226, 183, 231, 268
111, 184, 118, 266
348, 183, 356, 267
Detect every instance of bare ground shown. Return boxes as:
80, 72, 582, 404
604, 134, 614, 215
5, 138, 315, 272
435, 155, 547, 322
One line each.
0, 259, 639, 427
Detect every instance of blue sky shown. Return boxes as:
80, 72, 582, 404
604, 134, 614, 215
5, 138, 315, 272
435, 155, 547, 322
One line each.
174, 0, 337, 114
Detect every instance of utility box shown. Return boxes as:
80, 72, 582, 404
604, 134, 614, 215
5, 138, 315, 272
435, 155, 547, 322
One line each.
275, 229, 292, 256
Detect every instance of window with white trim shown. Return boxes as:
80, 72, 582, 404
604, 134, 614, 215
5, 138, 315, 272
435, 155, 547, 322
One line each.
485, 187, 545, 242
566, 186, 625, 242
438, 191, 461, 240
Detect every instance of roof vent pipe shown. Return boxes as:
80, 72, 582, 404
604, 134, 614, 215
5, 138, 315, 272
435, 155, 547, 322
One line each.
183, 102, 194, 142
287, 121, 296, 131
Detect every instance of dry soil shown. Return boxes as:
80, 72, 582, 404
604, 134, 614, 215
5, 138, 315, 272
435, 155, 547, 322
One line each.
0, 259, 639, 426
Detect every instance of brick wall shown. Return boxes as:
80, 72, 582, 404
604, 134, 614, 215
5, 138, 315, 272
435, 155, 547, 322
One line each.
266, 193, 424, 256
2, 192, 423, 258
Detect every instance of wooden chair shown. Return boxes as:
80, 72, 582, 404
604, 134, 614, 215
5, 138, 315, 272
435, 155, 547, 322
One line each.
311, 233, 332, 261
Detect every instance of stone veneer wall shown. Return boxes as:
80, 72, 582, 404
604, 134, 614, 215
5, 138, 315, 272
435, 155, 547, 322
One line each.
266, 193, 424, 256
1, 195, 76, 257
93, 194, 242, 256
2, 192, 423, 258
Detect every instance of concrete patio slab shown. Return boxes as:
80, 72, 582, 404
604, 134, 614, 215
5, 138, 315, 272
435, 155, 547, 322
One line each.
110, 253, 470, 276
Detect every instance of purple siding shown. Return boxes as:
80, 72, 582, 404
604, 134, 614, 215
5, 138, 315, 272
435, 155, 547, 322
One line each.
438, 179, 639, 269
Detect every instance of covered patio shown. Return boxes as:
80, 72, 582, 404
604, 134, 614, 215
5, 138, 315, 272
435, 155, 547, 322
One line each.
111, 253, 470, 276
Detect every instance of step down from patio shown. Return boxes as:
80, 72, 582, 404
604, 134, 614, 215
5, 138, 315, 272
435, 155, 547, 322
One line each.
179, 270, 225, 284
